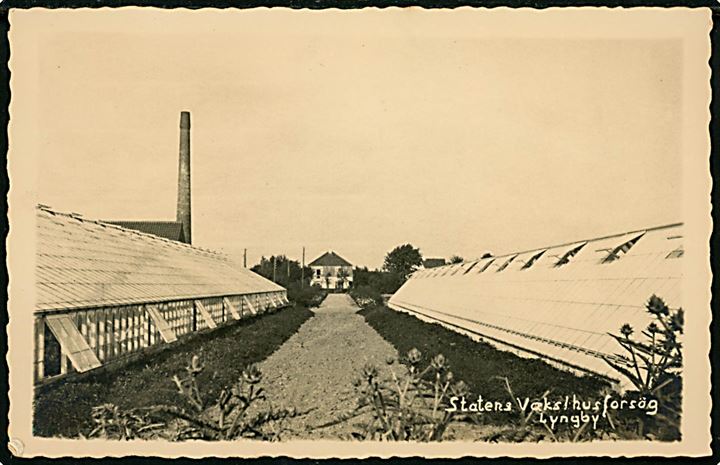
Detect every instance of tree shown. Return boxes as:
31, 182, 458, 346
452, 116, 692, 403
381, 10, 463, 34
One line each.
383, 244, 423, 282
449, 255, 464, 264
251, 255, 311, 288
354, 267, 404, 294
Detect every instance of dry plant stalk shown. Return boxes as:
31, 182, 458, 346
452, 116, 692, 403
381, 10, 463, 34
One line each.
86, 355, 297, 441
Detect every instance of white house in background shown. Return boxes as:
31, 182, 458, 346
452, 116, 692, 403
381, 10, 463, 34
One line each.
309, 251, 353, 291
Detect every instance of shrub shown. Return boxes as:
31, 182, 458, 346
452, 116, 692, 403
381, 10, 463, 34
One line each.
353, 268, 404, 295
349, 285, 383, 309
286, 282, 327, 308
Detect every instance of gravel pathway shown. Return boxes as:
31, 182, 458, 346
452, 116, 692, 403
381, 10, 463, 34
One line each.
255, 294, 402, 439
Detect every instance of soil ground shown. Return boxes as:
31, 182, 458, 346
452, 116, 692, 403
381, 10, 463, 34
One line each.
252, 294, 403, 439
251, 295, 517, 441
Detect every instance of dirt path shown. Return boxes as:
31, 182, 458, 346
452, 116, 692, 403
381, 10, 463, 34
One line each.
255, 294, 401, 439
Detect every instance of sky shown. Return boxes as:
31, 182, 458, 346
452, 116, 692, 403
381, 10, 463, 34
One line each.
13, 9, 687, 269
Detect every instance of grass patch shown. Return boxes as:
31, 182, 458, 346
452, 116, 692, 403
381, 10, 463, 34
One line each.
358, 305, 609, 425
34, 305, 314, 438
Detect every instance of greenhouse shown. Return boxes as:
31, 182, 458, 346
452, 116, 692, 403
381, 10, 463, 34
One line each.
389, 223, 683, 381
34, 205, 288, 383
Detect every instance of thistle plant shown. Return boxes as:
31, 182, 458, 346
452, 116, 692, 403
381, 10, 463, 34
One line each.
603, 295, 683, 396
324, 348, 468, 441
171, 354, 204, 411
87, 355, 297, 441
603, 294, 683, 438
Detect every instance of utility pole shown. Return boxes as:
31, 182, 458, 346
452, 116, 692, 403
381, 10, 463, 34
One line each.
301, 246, 305, 288
243, 248, 247, 268
287, 259, 290, 280
272, 256, 277, 282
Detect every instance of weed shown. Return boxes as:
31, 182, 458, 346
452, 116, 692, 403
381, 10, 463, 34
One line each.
604, 295, 683, 395
603, 294, 683, 439
86, 355, 297, 441
324, 348, 471, 441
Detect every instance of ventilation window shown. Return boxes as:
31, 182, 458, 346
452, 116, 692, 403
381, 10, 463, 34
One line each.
521, 250, 546, 270
554, 242, 587, 267
478, 258, 496, 273
496, 255, 518, 272
602, 233, 645, 263
450, 264, 465, 276
666, 247, 684, 259
44, 315, 102, 373
43, 321, 62, 377
463, 261, 479, 274
195, 301, 218, 329
146, 305, 179, 342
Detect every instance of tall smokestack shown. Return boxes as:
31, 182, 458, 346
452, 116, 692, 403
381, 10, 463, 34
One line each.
177, 111, 192, 244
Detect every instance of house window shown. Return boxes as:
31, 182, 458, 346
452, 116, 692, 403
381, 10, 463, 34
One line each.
316, 269, 321, 278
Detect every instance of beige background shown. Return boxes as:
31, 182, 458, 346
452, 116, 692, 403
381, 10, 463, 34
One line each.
7, 7, 713, 458
13, 7, 689, 269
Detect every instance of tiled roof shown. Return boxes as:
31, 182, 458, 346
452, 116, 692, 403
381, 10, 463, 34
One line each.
390, 223, 683, 381
308, 251, 353, 267
106, 220, 186, 243
36, 206, 284, 312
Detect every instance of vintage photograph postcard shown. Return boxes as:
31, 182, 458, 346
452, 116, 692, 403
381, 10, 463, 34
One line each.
6, 6, 713, 459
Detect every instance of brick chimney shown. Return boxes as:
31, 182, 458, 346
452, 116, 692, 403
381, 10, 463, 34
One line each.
177, 111, 192, 244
